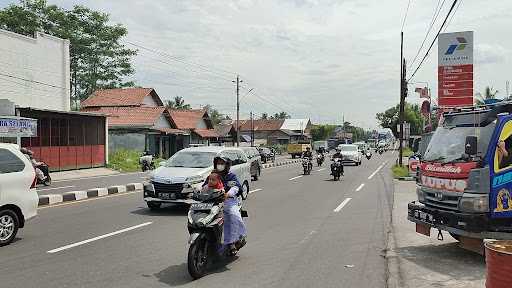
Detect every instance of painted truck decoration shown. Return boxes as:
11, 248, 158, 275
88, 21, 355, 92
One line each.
408, 103, 512, 244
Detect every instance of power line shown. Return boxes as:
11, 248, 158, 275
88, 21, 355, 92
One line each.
401, 0, 413, 31
408, 0, 459, 81
408, 0, 446, 69
443, 0, 462, 32
0, 71, 66, 89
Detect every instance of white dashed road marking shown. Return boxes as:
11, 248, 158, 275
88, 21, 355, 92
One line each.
356, 183, 365, 192
249, 188, 263, 194
289, 175, 303, 181
334, 198, 352, 213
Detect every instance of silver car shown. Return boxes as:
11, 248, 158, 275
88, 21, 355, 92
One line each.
143, 146, 252, 210
337, 144, 362, 166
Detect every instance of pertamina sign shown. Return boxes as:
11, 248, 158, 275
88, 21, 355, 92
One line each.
438, 31, 474, 108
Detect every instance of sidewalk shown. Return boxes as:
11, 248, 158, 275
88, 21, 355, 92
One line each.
387, 180, 485, 288
51, 167, 120, 181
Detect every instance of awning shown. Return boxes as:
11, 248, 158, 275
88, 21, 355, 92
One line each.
158, 128, 186, 135
194, 129, 219, 138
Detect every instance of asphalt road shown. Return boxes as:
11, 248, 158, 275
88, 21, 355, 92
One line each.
2, 151, 396, 288
35, 155, 293, 196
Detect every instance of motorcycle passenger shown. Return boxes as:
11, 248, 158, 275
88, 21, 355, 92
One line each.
331, 148, 344, 175
207, 156, 247, 255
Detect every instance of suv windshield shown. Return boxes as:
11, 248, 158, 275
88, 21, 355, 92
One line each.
423, 123, 496, 163
164, 151, 217, 168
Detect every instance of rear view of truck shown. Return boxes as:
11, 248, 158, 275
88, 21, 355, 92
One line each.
408, 104, 512, 253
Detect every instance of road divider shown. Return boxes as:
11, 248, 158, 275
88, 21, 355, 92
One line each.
47, 222, 153, 254
262, 159, 302, 169
334, 198, 352, 213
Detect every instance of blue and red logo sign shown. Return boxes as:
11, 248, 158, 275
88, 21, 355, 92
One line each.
445, 37, 468, 55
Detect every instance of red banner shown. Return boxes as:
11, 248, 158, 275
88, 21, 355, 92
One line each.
438, 96, 473, 106
439, 80, 473, 90
439, 73, 473, 82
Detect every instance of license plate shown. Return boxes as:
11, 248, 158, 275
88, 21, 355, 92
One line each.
159, 193, 176, 200
190, 203, 214, 210
416, 223, 431, 236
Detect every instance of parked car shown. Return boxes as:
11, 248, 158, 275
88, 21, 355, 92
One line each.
0, 144, 39, 246
337, 144, 362, 166
241, 147, 262, 181
257, 147, 275, 163
143, 146, 252, 210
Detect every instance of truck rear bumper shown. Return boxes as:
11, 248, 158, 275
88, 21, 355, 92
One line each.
408, 201, 512, 240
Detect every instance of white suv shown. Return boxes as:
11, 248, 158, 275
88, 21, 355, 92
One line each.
0, 144, 39, 246
144, 146, 252, 210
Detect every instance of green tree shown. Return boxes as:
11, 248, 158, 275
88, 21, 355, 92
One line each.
311, 124, 336, 141
475, 86, 499, 105
165, 96, 191, 110
0, 0, 137, 109
260, 113, 268, 120
376, 103, 423, 138
270, 111, 291, 119
202, 104, 224, 125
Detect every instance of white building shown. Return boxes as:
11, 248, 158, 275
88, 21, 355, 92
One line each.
0, 28, 70, 111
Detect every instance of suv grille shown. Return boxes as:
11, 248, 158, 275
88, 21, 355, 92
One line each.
152, 181, 184, 194
423, 189, 461, 211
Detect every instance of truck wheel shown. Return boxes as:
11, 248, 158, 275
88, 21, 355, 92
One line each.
147, 202, 161, 211
0, 209, 19, 247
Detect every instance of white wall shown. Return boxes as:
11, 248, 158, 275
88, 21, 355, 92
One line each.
154, 114, 172, 129
142, 94, 158, 107
0, 29, 70, 111
195, 119, 207, 129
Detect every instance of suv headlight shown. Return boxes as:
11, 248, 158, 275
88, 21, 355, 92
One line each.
459, 194, 489, 213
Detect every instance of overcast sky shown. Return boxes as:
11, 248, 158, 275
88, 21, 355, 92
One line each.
1, 0, 511, 129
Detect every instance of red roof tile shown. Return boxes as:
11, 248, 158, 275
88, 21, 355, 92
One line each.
169, 109, 209, 129
194, 129, 219, 138
82, 106, 165, 127
81, 88, 161, 108
238, 119, 284, 131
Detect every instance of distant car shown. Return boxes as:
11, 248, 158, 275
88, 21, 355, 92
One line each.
241, 147, 262, 181
143, 146, 252, 210
337, 144, 362, 166
257, 147, 275, 163
0, 144, 39, 246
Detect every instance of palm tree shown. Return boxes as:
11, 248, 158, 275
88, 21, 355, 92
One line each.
165, 96, 191, 110
475, 86, 499, 105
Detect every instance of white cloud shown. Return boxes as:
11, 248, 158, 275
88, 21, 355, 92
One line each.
1, 0, 512, 128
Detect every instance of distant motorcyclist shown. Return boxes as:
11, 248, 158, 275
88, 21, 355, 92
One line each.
302, 147, 313, 159
331, 148, 344, 176
21, 148, 45, 181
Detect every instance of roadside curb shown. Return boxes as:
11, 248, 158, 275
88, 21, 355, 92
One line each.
38, 182, 144, 207
38, 160, 300, 208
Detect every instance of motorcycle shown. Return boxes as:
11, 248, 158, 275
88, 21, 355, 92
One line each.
139, 153, 155, 172
36, 162, 51, 186
187, 190, 247, 279
378, 148, 384, 155
365, 151, 372, 160
302, 157, 312, 175
316, 154, 325, 166
331, 158, 344, 181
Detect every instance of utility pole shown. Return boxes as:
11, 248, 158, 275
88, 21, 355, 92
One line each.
233, 75, 242, 147
399, 31, 405, 166
250, 111, 254, 147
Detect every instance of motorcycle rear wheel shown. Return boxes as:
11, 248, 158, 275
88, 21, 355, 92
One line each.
188, 238, 209, 279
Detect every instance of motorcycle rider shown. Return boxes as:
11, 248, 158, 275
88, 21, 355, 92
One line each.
331, 148, 344, 176
302, 147, 313, 159
205, 156, 247, 255
20, 148, 45, 181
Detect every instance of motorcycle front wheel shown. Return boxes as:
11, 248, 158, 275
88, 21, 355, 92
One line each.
43, 175, 51, 186
188, 237, 209, 279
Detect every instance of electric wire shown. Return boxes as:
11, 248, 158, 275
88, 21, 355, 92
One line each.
401, 0, 413, 32
408, 0, 459, 81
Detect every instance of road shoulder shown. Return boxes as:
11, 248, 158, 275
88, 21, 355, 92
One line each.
386, 179, 485, 288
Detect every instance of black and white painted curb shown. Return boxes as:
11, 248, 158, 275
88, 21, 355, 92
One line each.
38, 183, 143, 207
38, 159, 301, 207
